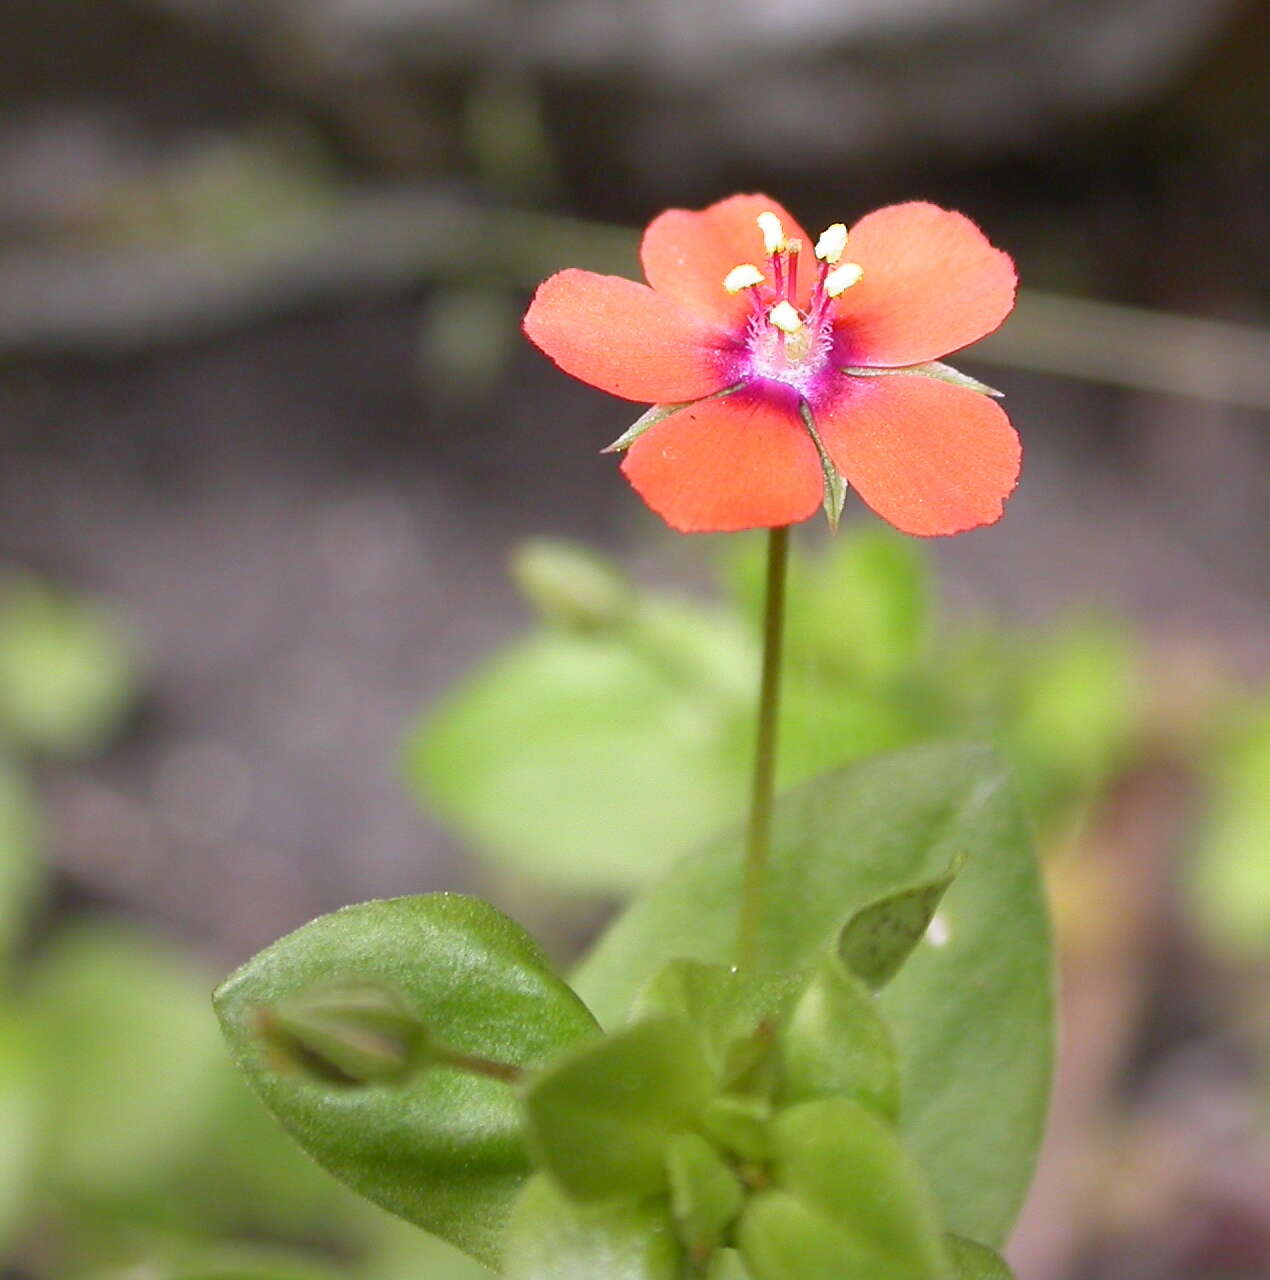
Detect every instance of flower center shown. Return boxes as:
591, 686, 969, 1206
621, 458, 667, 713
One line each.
722, 212, 864, 396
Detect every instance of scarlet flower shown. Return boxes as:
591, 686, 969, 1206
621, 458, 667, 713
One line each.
523, 195, 1020, 536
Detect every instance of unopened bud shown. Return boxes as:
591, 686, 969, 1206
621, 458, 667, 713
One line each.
260, 981, 430, 1087
511, 538, 632, 633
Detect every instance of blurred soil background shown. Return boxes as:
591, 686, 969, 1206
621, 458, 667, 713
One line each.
0, 1, 1267, 1278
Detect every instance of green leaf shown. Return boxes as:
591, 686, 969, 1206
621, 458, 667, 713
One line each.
796, 401, 847, 532
841, 361, 1002, 397
523, 1017, 713, 1201
946, 1233, 1016, 1278
573, 745, 1053, 1246
665, 1132, 745, 1257
407, 599, 754, 891
769, 1099, 947, 1278
778, 953, 900, 1119
502, 1174, 682, 1279
0, 576, 137, 758
215, 895, 598, 1267
837, 855, 964, 991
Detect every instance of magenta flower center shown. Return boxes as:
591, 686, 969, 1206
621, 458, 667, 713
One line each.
723, 213, 863, 400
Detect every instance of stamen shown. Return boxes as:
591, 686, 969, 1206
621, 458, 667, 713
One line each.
723, 263, 766, 293
769, 301, 804, 333
824, 262, 864, 297
814, 223, 848, 264
785, 238, 801, 303
756, 211, 787, 256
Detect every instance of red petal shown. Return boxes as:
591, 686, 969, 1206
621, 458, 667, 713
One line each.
523, 269, 742, 403
621, 389, 822, 533
641, 194, 814, 327
831, 203, 1016, 367
817, 374, 1021, 537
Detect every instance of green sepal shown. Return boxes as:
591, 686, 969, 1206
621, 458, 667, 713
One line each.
699, 1094, 772, 1163
665, 1132, 745, 1258
522, 1017, 715, 1202
796, 400, 848, 532
768, 1098, 948, 1279
502, 1173, 683, 1280
632, 959, 800, 1086
602, 384, 744, 453
946, 1234, 1016, 1278
778, 952, 901, 1119
841, 361, 1003, 397
838, 855, 964, 991
214, 894, 598, 1269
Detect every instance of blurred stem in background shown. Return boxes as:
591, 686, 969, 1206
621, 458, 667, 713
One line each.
2, 186, 1267, 413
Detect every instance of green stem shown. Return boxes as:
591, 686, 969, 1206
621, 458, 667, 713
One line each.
736, 525, 790, 971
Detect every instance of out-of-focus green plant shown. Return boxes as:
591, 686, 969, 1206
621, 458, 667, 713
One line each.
1185, 700, 1270, 958
0, 572, 484, 1280
0, 575, 138, 761
406, 531, 1142, 894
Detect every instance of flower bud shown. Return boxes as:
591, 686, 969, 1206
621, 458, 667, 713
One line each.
259, 981, 431, 1087
511, 538, 632, 633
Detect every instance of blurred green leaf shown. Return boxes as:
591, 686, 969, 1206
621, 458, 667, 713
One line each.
0, 761, 42, 963
0, 1006, 38, 1254
726, 529, 930, 683
523, 1018, 714, 1202
502, 1174, 682, 1280
25, 920, 227, 1203
1004, 617, 1138, 820
215, 895, 598, 1268
574, 745, 1052, 1246
0, 576, 137, 759
1186, 699, 1270, 956
408, 599, 754, 891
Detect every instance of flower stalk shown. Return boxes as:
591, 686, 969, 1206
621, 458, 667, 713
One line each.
736, 524, 790, 971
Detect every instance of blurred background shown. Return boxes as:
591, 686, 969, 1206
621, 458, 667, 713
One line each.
0, 0, 1267, 1277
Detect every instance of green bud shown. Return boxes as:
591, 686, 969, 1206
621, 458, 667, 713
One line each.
259, 981, 430, 1086
510, 539, 632, 633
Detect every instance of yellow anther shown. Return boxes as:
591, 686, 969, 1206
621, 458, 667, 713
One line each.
815, 223, 848, 264
756, 211, 787, 255
824, 262, 864, 297
769, 300, 804, 333
723, 263, 766, 293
